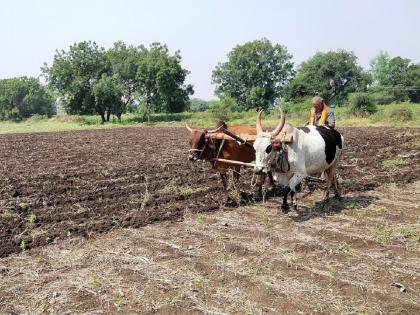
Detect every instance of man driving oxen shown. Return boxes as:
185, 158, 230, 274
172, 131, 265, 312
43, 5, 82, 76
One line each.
305, 96, 335, 129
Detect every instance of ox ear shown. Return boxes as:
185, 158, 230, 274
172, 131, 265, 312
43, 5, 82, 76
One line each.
265, 144, 272, 154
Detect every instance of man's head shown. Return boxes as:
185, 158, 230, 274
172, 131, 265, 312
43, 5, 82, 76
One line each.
312, 96, 325, 113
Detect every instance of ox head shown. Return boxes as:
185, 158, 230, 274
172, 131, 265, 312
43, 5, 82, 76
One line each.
185, 123, 224, 161
253, 111, 285, 174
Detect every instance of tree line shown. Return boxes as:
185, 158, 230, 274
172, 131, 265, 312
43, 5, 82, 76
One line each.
0, 38, 419, 121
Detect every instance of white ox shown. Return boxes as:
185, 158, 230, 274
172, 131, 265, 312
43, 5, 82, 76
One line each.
253, 111, 344, 213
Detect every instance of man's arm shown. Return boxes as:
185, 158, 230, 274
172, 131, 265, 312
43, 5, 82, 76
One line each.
326, 111, 335, 128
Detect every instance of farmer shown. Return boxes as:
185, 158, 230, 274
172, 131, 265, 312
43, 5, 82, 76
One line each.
305, 96, 335, 129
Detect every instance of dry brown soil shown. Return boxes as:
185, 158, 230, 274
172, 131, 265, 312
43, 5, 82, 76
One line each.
0, 126, 419, 314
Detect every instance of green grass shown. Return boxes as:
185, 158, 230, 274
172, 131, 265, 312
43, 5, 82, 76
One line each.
0, 102, 418, 135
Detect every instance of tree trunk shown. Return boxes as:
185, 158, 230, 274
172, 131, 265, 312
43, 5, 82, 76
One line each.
100, 113, 106, 123
106, 109, 111, 122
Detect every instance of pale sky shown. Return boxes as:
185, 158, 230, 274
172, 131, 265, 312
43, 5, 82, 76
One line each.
1, 0, 419, 100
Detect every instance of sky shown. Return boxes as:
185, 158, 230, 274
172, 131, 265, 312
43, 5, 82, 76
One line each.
0, 0, 419, 100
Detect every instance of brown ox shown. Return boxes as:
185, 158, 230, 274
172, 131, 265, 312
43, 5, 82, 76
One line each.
186, 121, 283, 204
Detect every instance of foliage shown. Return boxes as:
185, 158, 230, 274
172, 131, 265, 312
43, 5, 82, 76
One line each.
42, 41, 110, 121
207, 96, 240, 122
1, 102, 419, 135
136, 42, 194, 113
92, 74, 124, 121
347, 92, 376, 116
0, 77, 55, 121
212, 38, 294, 110
284, 50, 370, 104
43, 41, 193, 122
107, 41, 145, 114
370, 52, 420, 103
389, 108, 413, 121
189, 98, 209, 112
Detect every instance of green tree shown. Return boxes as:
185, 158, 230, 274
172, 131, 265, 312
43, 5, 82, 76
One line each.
212, 38, 294, 110
92, 74, 124, 121
0, 77, 55, 121
42, 41, 111, 122
189, 98, 209, 112
284, 50, 370, 104
136, 42, 193, 113
369, 53, 419, 103
407, 64, 420, 103
370, 51, 392, 87
107, 42, 145, 118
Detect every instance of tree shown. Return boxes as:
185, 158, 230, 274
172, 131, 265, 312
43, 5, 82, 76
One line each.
370, 51, 392, 87
284, 50, 370, 104
407, 64, 420, 103
136, 42, 193, 113
189, 98, 209, 112
92, 74, 124, 121
107, 42, 145, 118
212, 38, 294, 110
0, 77, 55, 121
369, 53, 419, 103
42, 41, 111, 122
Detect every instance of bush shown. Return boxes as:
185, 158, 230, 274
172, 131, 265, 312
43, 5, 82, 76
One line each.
25, 114, 48, 123
207, 97, 239, 122
369, 90, 396, 105
347, 92, 377, 116
389, 108, 413, 121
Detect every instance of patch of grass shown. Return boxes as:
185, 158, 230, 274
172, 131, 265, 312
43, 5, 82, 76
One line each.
344, 201, 360, 210
398, 227, 419, 243
217, 253, 230, 264
190, 279, 205, 291
369, 227, 393, 245
165, 297, 177, 306
384, 249, 394, 259
374, 206, 389, 215
1, 208, 16, 218
88, 277, 101, 288
159, 183, 203, 197
19, 239, 27, 251
285, 253, 299, 268
328, 266, 338, 279
256, 213, 271, 227
27, 213, 37, 225
338, 241, 354, 255
382, 158, 406, 171
114, 299, 126, 308
247, 266, 262, 277
397, 208, 410, 216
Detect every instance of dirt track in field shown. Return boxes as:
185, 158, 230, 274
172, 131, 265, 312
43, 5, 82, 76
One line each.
0, 126, 419, 314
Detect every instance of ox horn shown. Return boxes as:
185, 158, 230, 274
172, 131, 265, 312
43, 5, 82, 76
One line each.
185, 123, 193, 133
271, 110, 285, 137
207, 124, 224, 134
256, 110, 263, 135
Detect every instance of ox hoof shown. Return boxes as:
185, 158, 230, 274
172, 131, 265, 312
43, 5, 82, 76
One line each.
280, 204, 289, 214
253, 191, 263, 202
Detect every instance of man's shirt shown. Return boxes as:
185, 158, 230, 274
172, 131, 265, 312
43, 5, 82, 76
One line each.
314, 110, 335, 126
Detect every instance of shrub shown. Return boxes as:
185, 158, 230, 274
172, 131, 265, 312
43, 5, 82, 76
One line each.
347, 92, 377, 116
369, 90, 396, 105
26, 114, 48, 122
389, 108, 413, 121
207, 97, 239, 122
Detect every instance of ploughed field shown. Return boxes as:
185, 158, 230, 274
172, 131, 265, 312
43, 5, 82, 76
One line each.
0, 126, 419, 314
